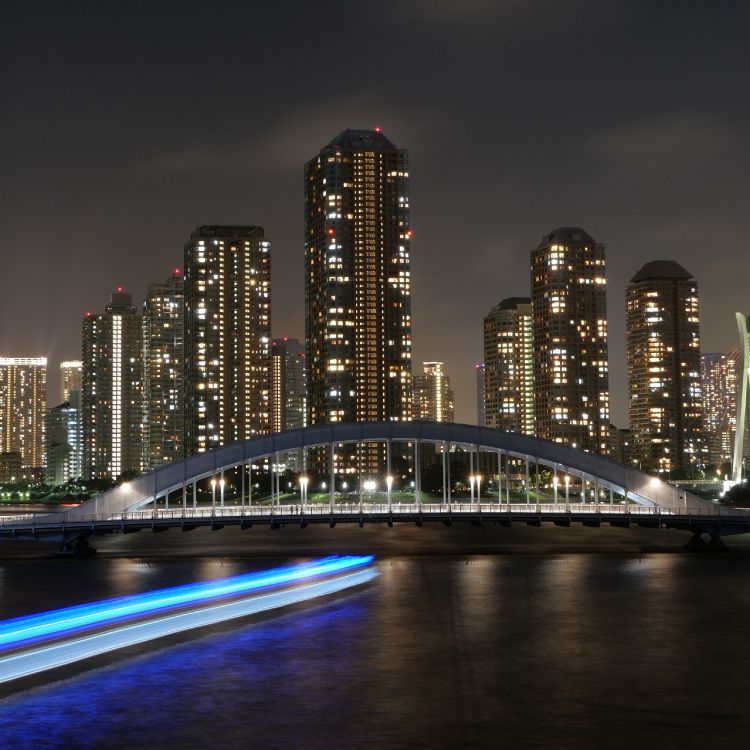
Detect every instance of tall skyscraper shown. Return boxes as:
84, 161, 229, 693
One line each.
270, 338, 306, 433
82, 289, 144, 479
701, 351, 742, 469
143, 269, 185, 468
476, 363, 486, 427
413, 362, 454, 423
626, 261, 703, 475
184, 225, 271, 455
59, 361, 82, 403
46, 391, 83, 484
483, 297, 535, 434
0, 357, 47, 471
531, 228, 610, 453
304, 129, 412, 438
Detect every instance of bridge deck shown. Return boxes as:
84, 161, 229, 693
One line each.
1, 503, 748, 541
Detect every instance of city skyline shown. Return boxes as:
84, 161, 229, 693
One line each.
2, 3, 749, 426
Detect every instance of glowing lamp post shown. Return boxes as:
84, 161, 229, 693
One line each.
386, 475, 393, 508
219, 478, 225, 509
564, 476, 570, 505
476, 475, 482, 505
300, 476, 309, 509
469, 475, 476, 504
210, 478, 217, 514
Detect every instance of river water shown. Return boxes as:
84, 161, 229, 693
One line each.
0, 548, 749, 749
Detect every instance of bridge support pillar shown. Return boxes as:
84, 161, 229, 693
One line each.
497, 451, 502, 505
506, 456, 510, 505
443, 442, 448, 504
192, 481, 197, 510
241, 462, 245, 509
414, 441, 421, 508
525, 457, 530, 505
329, 443, 335, 509
182, 484, 187, 513
57, 535, 96, 558
446, 442, 452, 504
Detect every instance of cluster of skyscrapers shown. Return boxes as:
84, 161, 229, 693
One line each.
480, 231, 745, 476
0, 127, 744, 485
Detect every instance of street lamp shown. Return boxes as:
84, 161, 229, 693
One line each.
386, 475, 393, 508
210, 478, 217, 513
476, 475, 482, 504
469, 475, 476, 504
219, 477, 225, 509
564, 476, 570, 504
300, 476, 309, 509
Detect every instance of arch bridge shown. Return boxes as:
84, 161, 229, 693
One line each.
0, 423, 746, 549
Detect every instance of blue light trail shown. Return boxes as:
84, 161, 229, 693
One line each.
0, 568, 378, 685
0, 555, 373, 650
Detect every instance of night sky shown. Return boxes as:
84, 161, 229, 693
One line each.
1, 1, 748, 425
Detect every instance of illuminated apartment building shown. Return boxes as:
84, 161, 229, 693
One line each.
483, 297, 534, 434
143, 269, 184, 468
626, 261, 703, 475
413, 362, 454, 423
0, 357, 47, 471
82, 289, 144, 479
531, 228, 610, 453
305, 129, 412, 472
59, 361, 82, 403
701, 351, 741, 469
270, 338, 306, 433
46, 392, 83, 484
184, 225, 271, 455
476, 363, 486, 427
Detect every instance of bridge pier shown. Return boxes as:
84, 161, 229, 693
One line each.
57, 535, 96, 558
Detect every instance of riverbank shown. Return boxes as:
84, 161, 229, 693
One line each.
2, 522, 750, 559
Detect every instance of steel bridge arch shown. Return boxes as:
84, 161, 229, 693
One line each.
49, 422, 710, 523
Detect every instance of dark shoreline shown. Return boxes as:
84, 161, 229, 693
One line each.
2, 523, 750, 559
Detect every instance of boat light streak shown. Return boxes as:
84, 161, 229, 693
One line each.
0, 556, 373, 649
0, 568, 378, 685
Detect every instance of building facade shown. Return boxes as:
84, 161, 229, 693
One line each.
0, 357, 47, 471
59, 361, 82, 403
476, 363, 486, 427
46, 392, 83, 484
184, 225, 271, 455
531, 228, 610, 453
626, 261, 703, 475
143, 269, 185, 468
270, 338, 306, 433
82, 289, 144, 479
483, 297, 534, 434
305, 129, 412, 474
701, 349, 748, 471
413, 362, 454, 423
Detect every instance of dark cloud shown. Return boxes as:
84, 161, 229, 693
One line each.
1, 0, 749, 426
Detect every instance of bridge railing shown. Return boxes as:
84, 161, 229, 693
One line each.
1, 503, 749, 528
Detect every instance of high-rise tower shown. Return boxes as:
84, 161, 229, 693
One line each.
531, 228, 610, 453
305, 129, 412, 473
270, 337, 306, 433
59, 361, 82, 403
626, 261, 703, 475
143, 269, 184, 468
0, 357, 47, 471
483, 297, 535, 434
184, 225, 271, 455
413, 362, 454, 423
82, 289, 144, 479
